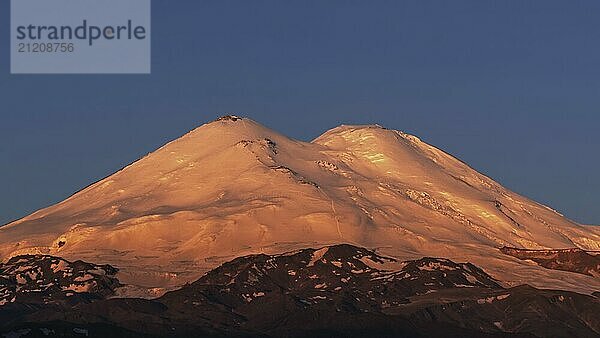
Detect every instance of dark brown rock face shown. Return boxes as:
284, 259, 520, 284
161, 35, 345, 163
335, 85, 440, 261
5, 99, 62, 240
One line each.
500, 247, 600, 277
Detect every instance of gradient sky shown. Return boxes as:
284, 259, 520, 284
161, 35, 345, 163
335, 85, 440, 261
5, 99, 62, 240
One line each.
1, 1, 599, 225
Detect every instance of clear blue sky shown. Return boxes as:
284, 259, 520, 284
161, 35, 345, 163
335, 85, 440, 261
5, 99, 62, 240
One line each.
1, 1, 599, 225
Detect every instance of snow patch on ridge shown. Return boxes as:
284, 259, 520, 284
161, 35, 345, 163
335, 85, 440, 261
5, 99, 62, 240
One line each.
308, 248, 329, 267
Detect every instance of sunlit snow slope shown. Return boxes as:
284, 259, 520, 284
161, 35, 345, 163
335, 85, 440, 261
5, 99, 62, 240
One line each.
1, 116, 599, 294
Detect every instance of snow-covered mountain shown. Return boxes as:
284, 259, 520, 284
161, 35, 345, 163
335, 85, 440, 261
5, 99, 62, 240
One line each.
1, 116, 599, 294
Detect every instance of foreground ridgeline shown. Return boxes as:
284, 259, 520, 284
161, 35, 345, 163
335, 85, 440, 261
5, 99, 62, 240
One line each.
1, 244, 599, 337
0, 255, 120, 307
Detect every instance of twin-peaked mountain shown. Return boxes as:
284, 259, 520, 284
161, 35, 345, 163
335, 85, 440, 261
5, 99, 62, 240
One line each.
1, 116, 599, 294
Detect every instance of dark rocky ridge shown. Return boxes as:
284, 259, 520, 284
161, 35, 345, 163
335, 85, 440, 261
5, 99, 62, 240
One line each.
500, 247, 600, 277
1, 245, 599, 337
0, 254, 120, 307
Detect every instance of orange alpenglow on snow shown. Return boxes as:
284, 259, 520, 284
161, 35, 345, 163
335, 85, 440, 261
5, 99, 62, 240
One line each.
1, 116, 599, 296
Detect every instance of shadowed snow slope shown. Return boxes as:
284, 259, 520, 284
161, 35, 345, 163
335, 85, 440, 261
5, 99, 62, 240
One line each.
1, 116, 599, 294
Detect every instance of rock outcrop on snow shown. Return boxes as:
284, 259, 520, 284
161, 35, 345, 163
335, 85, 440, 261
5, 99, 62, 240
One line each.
500, 247, 600, 277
